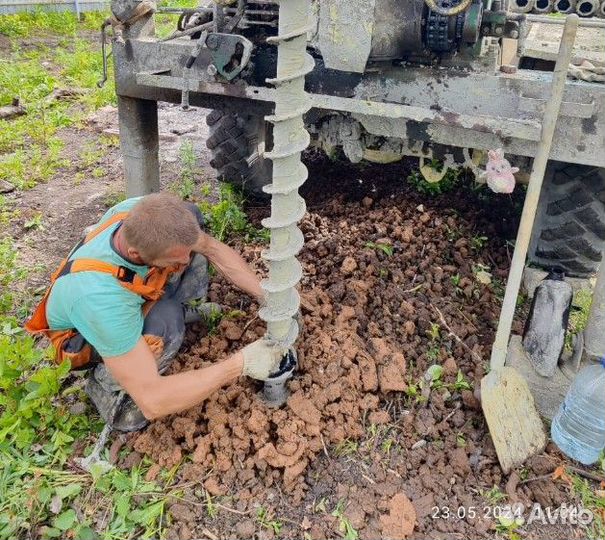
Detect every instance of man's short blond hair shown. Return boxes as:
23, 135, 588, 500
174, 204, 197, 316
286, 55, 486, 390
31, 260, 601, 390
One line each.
122, 193, 200, 259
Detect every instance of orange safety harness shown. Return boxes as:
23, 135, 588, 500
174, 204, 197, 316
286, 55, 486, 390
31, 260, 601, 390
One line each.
25, 211, 177, 368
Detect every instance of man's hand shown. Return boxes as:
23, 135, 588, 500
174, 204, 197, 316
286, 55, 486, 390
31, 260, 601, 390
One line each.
242, 339, 284, 381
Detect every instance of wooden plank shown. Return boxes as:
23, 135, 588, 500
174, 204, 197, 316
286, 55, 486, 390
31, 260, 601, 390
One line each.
522, 22, 605, 66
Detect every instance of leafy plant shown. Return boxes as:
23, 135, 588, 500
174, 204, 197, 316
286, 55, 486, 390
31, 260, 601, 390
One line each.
470, 234, 488, 251
364, 241, 394, 257
331, 501, 358, 540
425, 364, 444, 389
450, 370, 472, 392
406, 162, 461, 196
482, 485, 507, 504
24, 213, 44, 231
428, 322, 440, 341
198, 184, 268, 242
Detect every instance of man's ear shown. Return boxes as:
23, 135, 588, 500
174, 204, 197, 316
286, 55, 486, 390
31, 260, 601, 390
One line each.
127, 247, 145, 264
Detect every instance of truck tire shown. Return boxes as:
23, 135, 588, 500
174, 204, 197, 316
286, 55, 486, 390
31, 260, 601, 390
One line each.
529, 162, 605, 277
206, 110, 271, 198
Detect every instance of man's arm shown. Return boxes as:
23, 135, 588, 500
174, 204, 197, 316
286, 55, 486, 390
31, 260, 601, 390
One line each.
104, 338, 244, 419
194, 232, 263, 301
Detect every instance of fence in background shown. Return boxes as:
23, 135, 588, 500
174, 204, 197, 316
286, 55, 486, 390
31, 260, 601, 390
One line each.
0, 0, 110, 16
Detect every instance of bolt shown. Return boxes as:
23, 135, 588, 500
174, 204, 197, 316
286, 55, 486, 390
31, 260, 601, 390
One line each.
207, 64, 218, 76
206, 34, 219, 49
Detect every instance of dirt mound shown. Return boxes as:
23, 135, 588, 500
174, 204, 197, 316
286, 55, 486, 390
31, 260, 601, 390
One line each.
128, 186, 515, 504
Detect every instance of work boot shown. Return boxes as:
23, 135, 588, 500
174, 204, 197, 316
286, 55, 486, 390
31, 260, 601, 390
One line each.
183, 301, 221, 325
85, 373, 149, 432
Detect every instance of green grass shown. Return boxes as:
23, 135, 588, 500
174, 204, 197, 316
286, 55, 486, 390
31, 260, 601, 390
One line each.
569, 473, 605, 540
0, 10, 107, 39
0, 30, 115, 190
170, 140, 199, 200
257, 507, 282, 535
565, 288, 593, 351
154, 0, 201, 38
0, 236, 183, 539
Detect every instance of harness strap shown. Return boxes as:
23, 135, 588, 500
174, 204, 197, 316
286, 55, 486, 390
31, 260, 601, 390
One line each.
57, 258, 165, 300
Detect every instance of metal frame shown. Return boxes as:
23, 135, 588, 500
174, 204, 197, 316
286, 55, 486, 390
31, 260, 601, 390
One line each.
110, 5, 605, 196
113, 40, 605, 184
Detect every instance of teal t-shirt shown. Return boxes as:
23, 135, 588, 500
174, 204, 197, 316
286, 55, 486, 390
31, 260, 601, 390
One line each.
47, 197, 150, 358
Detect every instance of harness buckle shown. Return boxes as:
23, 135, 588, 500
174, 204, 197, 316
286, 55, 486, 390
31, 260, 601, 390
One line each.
117, 266, 136, 283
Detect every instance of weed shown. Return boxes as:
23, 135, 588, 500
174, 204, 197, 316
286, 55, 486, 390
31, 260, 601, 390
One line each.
364, 241, 394, 257
450, 274, 461, 287
426, 345, 440, 362
0, 33, 115, 191
331, 501, 358, 540
0, 197, 18, 226
444, 224, 462, 242
24, 213, 44, 231
407, 163, 461, 196
154, 0, 200, 38
198, 184, 267, 243
0, 11, 107, 39
0, 138, 68, 190
491, 277, 505, 301
426, 364, 444, 389
456, 433, 466, 448
205, 491, 218, 518
104, 190, 127, 208
206, 304, 224, 334
566, 288, 593, 351
170, 140, 198, 199
495, 514, 523, 540
569, 473, 605, 539
470, 234, 488, 251
450, 370, 472, 392
80, 142, 105, 169
92, 167, 105, 178
381, 438, 395, 454
313, 496, 328, 513
482, 485, 507, 505
257, 507, 282, 535
334, 439, 359, 457
428, 322, 440, 341
404, 380, 426, 404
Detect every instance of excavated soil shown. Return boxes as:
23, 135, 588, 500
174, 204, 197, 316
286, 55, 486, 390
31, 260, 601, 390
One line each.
120, 158, 583, 539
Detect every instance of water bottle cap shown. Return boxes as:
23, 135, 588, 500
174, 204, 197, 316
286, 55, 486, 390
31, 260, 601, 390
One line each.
601, 356, 605, 369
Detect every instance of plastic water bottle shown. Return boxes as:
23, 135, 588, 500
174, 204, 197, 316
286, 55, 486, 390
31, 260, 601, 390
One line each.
551, 359, 605, 465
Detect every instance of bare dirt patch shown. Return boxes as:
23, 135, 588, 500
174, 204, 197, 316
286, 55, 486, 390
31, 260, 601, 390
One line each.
105, 162, 583, 539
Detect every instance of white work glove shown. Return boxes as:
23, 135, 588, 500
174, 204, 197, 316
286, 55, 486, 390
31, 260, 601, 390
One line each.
242, 339, 284, 381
